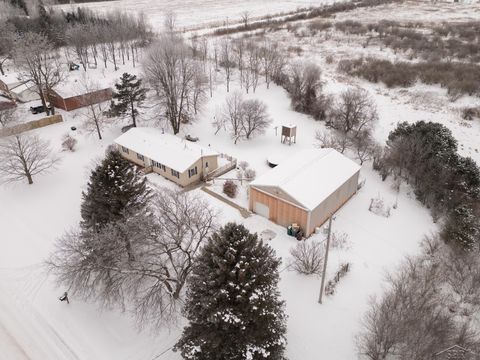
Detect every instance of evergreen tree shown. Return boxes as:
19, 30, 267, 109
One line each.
109, 73, 146, 127
175, 222, 287, 360
80, 148, 151, 231
442, 205, 480, 251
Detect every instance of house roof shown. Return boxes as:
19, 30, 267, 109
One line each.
251, 148, 361, 211
0, 73, 21, 86
114, 127, 219, 173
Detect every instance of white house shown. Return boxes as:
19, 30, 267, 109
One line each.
114, 127, 219, 187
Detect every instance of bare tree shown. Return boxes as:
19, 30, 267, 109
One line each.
233, 39, 245, 89
330, 88, 378, 137
240, 10, 250, 28
288, 61, 322, 114
143, 36, 203, 134
191, 63, 208, 115
352, 130, 375, 165
220, 39, 234, 93
47, 188, 217, 328
66, 24, 91, 72
13, 32, 65, 115
78, 79, 109, 140
221, 91, 244, 144
261, 40, 281, 89
0, 108, 16, 128
246, 42, 261, 93
0, 21, 15, 76
0, 135, 59, 184
357, 252, 480, 360
241, 99, 271, 139
164, 10, 177, 34
315, 130, 351, 154
290, 240, 324, 275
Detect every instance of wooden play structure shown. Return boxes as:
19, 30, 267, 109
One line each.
281, 124, 297, 145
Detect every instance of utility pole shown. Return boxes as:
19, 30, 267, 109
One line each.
318, 216, 333, 304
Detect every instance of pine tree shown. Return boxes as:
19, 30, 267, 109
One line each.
109, 73, 146, 127
442, 205, 480, 251
175, 222, 287, 360
80, 148, 151, 231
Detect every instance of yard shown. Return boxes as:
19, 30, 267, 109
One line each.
1, 0, 479, 358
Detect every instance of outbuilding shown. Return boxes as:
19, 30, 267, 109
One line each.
49, 87, 112, 111
115, 127, 219, 187
249, 149, 361, 236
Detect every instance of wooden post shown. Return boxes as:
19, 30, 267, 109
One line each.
318, 216, 332, 304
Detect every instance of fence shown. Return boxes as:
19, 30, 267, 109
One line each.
0, 114, 63, 137
206, 154, 237, 180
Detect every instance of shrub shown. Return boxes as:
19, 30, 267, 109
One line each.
223, 180, 238, 198
244, 168, 256, 181
289, 240, 324, 275
61, 133, 77, 152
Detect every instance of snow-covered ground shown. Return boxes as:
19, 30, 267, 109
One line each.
53, 0, 326, 31
0, 66, 436, 359
2, 1, 479, 359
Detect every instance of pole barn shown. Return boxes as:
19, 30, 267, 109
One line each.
249, 149, 360, 236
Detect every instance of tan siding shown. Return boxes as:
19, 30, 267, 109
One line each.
308, 171, 360, 235
249, 187, 309, 232
117, 144, 219, 187
250, 170, 359, 237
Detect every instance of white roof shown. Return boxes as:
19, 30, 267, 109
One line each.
0, 73, 21, 86
114, 127, 218, 173
251, 148, 361, 211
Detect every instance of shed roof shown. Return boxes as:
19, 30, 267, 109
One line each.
114, 127, 218, 173
251, 148, 361, 211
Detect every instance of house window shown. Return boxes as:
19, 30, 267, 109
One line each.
121, 146, 129, 154
188, 166, 198, 178
171, 169, 180, 178
137, 153, 144, 161
152, 161, 166, 171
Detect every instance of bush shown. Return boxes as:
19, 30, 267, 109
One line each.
61, 133, 77, 152
244, 168, 256, 181
223, 180, 238, 198
289, 240, 324, 275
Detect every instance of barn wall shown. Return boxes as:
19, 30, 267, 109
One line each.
50, 88, 112, 111
249, 187, 309, 232
308, 170, 360, 235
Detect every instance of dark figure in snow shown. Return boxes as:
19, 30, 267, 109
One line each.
59, 292, 69, 304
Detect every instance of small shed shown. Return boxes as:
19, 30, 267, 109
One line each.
249, 149, 360, 236
281, 124, 297, 145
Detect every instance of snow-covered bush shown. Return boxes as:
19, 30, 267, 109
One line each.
369, 196, 391, 218
61, 133, 77, 152
238, 160, 249, 171
290, 240, 324, 275
223, 180, 238, 198
331, 231, 350, 250
244, 168, 256, 181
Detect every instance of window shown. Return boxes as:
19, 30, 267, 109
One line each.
171, 169, 180, 178
121, 146, 129, 154
205, 162, 209, 168
152, 160, 166, 171
137, 153, 144, 161
188, 166, 198, 178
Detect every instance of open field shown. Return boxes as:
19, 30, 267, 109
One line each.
2, 0, 480, 359
53, 0, 328, 31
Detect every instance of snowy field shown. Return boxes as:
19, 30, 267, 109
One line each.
53, 0, 326, 31
2, 1, 480, 359
0, 58, 436, 359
